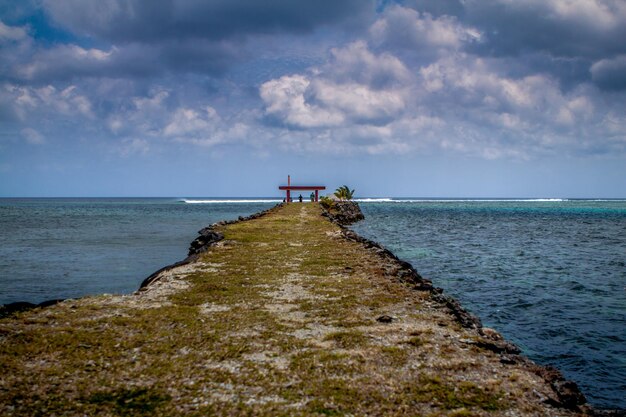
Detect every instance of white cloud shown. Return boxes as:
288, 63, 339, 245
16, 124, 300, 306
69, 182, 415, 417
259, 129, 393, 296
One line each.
133, 90, 169, 111
417, 55, 569, 113
95, 87, 248, 152
260, 74, 345, 128
412, 53, 609, 153
119, 137, 149, 157
106, 116, 124, 134
326, 41, 410, 87
0, 21, 28, 42
591, 55, 626, 90
6, 84, 94, 120
16, 44, 116, 81
20, 127, 45, 145
259, 35, 621, 159
37, 85, 94, 117
370, 5, 481, 50
102, 89, 171, 137
175, 121, 250, 148
311, 79, 405, 122
260, 42, 409, 129
163, 106, 220, 137
491, 0, 626, 31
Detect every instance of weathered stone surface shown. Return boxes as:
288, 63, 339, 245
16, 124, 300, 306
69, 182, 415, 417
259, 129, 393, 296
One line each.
376, 314, 394, 323
321, 200, 365, 225
429, 294, 483, 330
188, 230, 224, 256
530, 365, 588, 410
0, 299, 65, 319
0, 302, 36, 318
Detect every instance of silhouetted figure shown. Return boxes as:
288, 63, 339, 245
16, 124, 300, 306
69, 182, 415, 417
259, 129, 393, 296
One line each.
298, 194, 303, 203
310, 192, 315, 202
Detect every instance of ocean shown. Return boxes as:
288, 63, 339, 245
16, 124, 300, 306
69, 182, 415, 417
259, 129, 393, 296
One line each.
0, 197, 624, 409
0, 198, 278, 304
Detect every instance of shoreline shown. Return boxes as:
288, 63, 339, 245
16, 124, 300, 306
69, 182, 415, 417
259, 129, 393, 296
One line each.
1, 202, 622, 415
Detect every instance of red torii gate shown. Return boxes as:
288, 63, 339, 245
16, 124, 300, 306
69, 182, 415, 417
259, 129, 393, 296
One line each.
279, 175, 326, 202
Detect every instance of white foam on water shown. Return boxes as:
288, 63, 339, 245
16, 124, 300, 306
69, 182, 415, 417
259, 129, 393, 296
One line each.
357, 198, 569, 203
180, 198, 626, 204
354, 198, 394, 202
181, 199, 281, 204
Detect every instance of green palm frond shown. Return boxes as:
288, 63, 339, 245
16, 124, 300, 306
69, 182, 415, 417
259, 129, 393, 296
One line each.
334, 185, 355, 201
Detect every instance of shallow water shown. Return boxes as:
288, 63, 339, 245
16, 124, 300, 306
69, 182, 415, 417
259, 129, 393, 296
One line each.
351, 199, 626, 409
0, 198, 277, 304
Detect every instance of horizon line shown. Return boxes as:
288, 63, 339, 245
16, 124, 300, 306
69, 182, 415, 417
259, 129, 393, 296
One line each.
1, 196, 626, 200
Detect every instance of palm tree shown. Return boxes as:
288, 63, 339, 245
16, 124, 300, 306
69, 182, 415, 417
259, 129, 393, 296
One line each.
334, 185, 355, 201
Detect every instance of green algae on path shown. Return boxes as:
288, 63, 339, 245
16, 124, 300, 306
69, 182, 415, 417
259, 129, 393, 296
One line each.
0, 203, 586, 416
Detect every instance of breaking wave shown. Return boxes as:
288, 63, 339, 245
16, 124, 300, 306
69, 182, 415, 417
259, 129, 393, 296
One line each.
181, 199, 281, 204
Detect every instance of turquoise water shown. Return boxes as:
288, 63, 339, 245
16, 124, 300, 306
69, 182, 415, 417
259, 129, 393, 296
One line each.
0, 197, 624, 409
351, 199, 626, 410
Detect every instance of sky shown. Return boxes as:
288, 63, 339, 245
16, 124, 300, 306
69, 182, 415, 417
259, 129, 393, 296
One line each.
0, 0, 625, 198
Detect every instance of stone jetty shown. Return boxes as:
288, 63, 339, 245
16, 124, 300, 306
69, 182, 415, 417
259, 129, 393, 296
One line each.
0, 202, 593, 416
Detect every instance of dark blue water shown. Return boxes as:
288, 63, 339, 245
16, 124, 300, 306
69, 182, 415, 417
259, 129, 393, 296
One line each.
351, 199, 626, 410
0, 198, 278, 304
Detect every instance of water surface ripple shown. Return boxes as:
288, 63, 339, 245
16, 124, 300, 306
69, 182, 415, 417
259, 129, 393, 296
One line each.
351, 200, 626, 410
0, 198, 275, 304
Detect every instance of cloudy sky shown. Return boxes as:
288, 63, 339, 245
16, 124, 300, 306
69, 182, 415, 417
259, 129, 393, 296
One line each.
1, 0, 625, 197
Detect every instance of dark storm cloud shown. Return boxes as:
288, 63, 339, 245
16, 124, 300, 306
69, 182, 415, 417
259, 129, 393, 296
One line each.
394, 0, 626, 60
6, 0, 374, 83
591, 55, 626, 91
2, 0, 625, 163
462, 1, 626, 59
404, 0, 466, 18
43, 0, 375, 43
10, 40, 242, 83
401, 0, 626, 90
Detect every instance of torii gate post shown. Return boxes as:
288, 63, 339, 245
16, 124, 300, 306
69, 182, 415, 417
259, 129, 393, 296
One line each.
279, 175, 325, 203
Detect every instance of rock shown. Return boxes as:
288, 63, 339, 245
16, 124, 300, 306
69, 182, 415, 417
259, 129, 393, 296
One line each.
0, 301, 36, 318
188, 230, 224, 256
0, 299, 65, 318
321, 201, 365, 226
431, 294, 482, 329
552, 380, 587, 410
478, 339, 521, 355
532, 365, 587, 410
376, 315, 394, 323
500, 354, 519, 364
479, 327, 503, 341
37, 299, 64, 308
